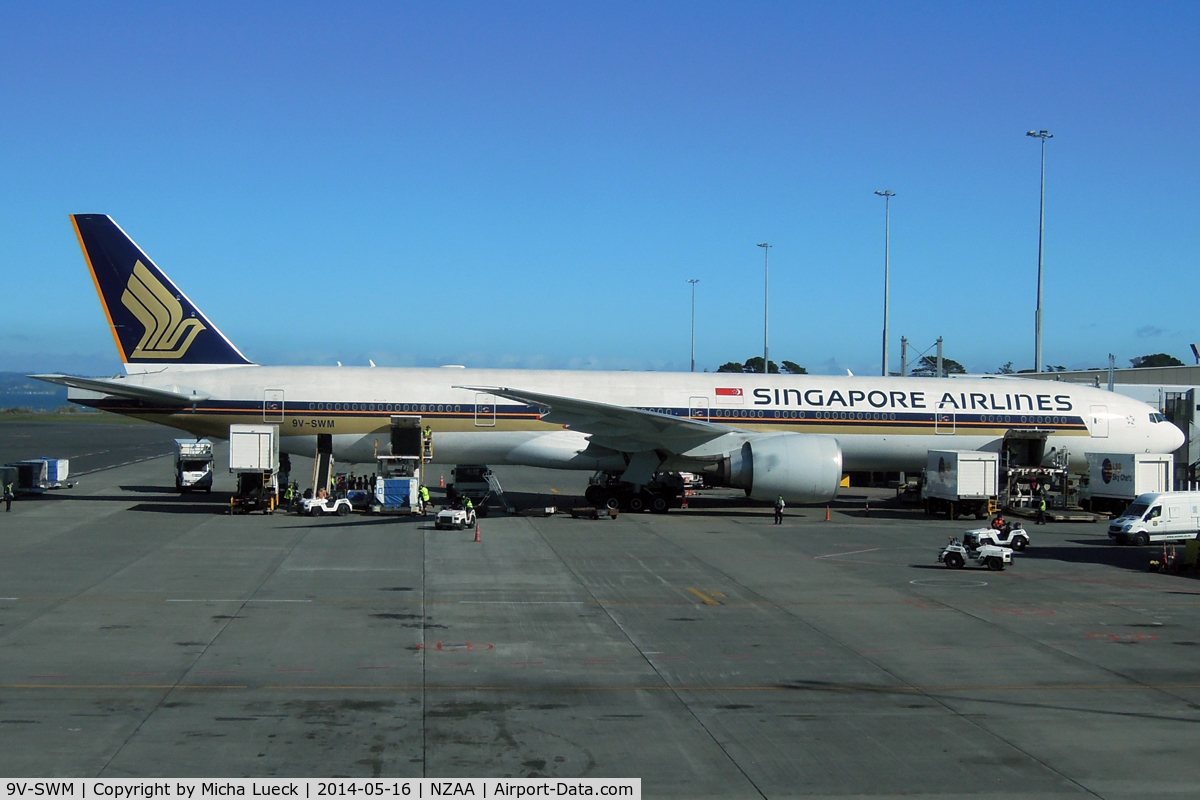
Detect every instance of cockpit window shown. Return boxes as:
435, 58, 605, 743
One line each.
1149, 413, 1168, 423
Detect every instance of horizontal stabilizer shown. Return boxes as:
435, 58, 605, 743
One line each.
30, 374, 210, 406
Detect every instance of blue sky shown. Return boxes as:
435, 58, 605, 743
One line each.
1, 1, 1197, 376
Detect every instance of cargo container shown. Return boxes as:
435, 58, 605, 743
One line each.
39, 458, 69, 484
15, 460, 49, 494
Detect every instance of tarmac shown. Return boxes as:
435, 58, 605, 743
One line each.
3, 420, 1200, 798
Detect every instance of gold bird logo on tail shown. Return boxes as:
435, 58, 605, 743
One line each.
120, 261, 206, 359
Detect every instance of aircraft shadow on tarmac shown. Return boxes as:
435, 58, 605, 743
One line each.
773, 678, 1200, 725
282, 515, 427, 529
31, 485, 233, 513
827, 504, 929, 521
1018, 538, 1181, 573
128, 502, 230, 514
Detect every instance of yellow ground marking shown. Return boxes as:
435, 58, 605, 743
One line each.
687, 587, 720, 605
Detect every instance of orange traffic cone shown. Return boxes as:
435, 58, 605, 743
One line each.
440, 475, 444, 488
681, 492, 689, 510
474, 523, 481, 543
825, 505, 831, 522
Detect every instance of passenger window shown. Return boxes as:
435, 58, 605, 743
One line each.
1148, 506, 1162, 520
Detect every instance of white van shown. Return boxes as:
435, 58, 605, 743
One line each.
1107, 492, 1200, 546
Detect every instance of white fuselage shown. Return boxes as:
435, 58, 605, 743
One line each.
72, 365, 1184, 474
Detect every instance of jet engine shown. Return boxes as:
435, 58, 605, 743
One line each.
721, 434, 843, 504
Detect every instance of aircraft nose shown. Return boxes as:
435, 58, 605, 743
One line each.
1165, 422, 1186, 452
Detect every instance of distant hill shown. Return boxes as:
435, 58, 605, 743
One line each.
0, 372, 69, 411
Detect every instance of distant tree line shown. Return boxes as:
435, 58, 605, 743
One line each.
716, 357, 807, 374
710, 352, 1186, 378
1130, 353, 1184, 368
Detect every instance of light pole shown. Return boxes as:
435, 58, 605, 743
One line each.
757, 242, 772, 373
874, 190, 895, 376
1027, 129, 1053, 373
687, 279, 700, 372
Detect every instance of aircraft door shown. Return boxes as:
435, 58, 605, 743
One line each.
688, 396, 710, 422
475, 393, 496, 427
935, 411, 955, 434
1090, 405, 1109, 438
263, 389, 284, 423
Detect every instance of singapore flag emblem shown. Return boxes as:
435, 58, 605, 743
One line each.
715, 387, 744, 406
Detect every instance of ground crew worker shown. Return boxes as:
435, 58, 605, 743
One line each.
419, 485, 431, 514
284, 483, 294, 512
4, 481, 13, 512
1036, 496, 1048, 525
464, 495, 474, 520
774, 495, 785, 525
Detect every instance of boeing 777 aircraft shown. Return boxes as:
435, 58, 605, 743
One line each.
34, 215, 1184, 505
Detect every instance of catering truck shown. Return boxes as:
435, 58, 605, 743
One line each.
1081, 453, 1173, 515
174, 439, 214, 492
922, 450, 1000, 520
1107, 491, 1200, 546
228, 424, 279, 514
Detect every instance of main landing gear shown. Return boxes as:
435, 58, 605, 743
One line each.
584, 472, 682, 514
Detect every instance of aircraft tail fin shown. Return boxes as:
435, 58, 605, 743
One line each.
70, 215, 253, 369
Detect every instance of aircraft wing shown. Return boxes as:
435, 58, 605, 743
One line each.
457, 385, 731, 453
30, 374, 210, 406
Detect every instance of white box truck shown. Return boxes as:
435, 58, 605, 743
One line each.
1107, 491, 1200, 546
174, 439, 214, 492
1081, 453, 1173, 515
922, 450, 1000, 520
228, 425, 279, 514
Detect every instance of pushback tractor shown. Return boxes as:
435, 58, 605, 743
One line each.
938, 536, 1014, 571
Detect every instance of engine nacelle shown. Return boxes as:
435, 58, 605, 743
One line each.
724, 434, 843, 504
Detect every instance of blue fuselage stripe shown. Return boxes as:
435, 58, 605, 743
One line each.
72, 397, 1089, 432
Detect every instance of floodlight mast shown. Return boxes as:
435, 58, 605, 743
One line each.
757, 243, 772, 373
687, 279, 700, 372
1027, 129, 1053, 373
874, 190, 895, 376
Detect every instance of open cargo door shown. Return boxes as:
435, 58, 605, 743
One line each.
390, 416, 422, 457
